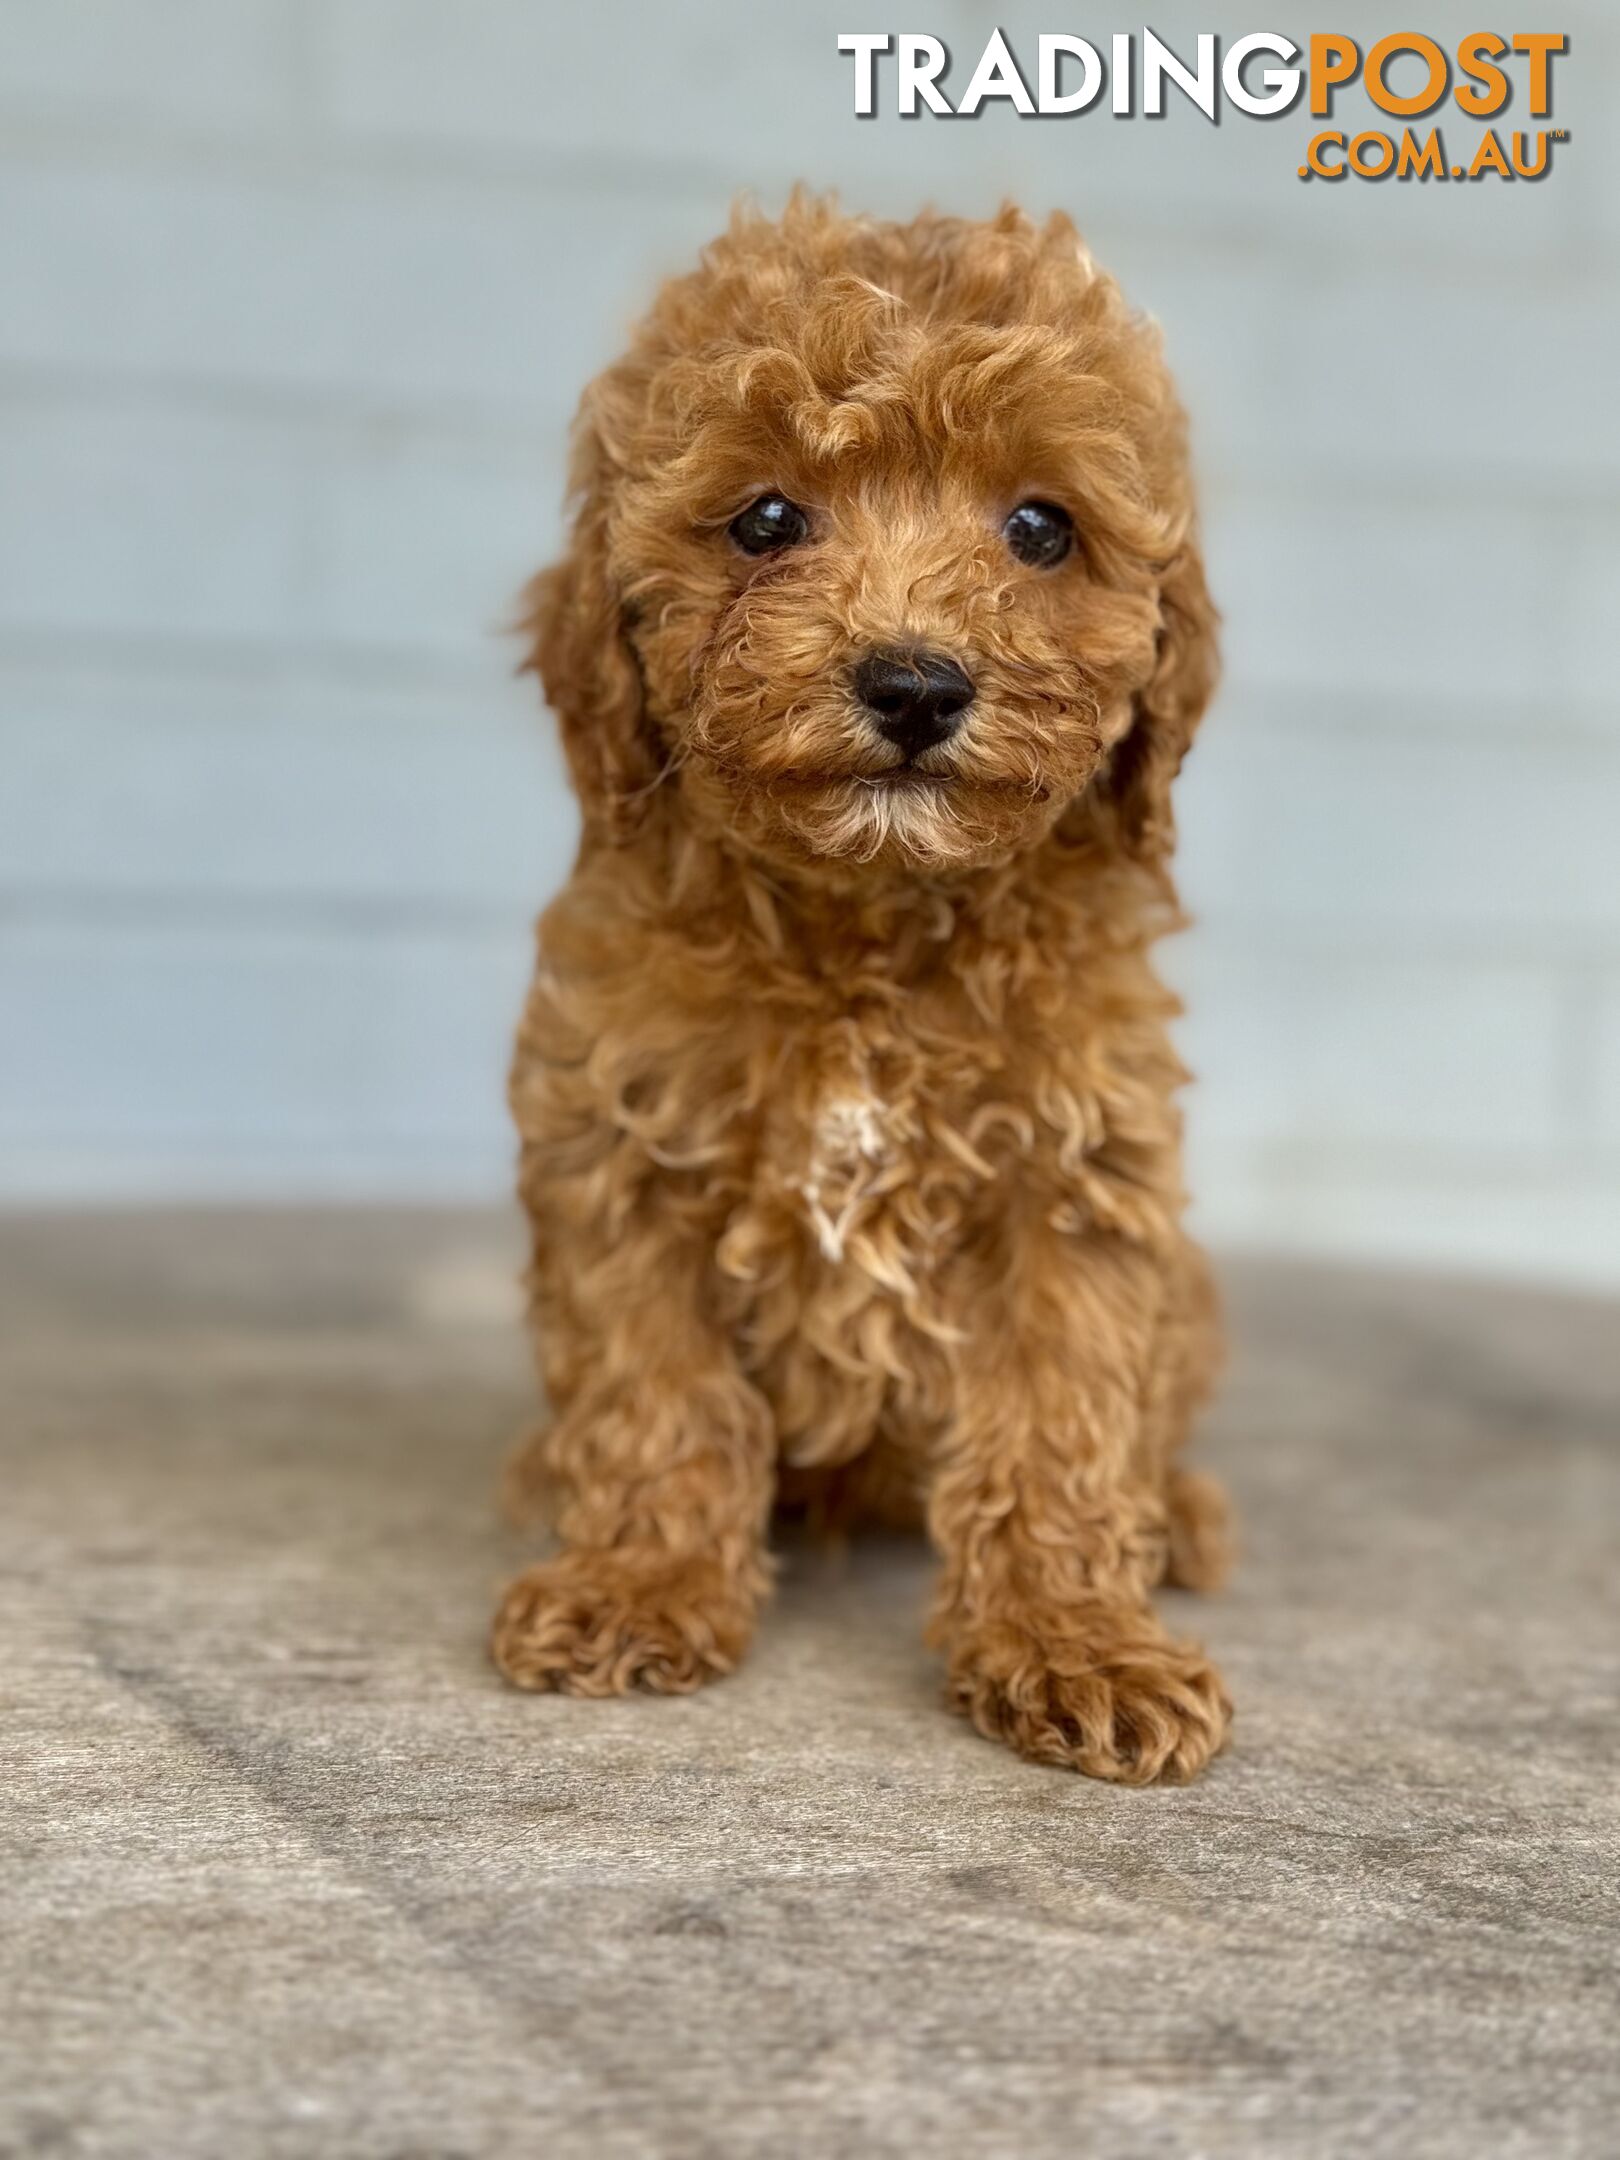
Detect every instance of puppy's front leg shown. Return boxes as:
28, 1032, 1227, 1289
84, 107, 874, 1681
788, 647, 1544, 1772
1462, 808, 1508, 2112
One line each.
929, 1225, 1231, 1783
491, 1219, 774, 1698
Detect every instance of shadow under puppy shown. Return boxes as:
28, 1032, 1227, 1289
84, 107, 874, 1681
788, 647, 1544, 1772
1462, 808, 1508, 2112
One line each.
494, 196, 1233, 1783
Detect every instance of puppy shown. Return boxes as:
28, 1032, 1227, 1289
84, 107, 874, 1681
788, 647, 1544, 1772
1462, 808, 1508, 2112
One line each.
492, 197, 1232, 1783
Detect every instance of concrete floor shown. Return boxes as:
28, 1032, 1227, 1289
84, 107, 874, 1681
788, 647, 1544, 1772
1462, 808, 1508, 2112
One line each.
4, 1210, 1618, 2159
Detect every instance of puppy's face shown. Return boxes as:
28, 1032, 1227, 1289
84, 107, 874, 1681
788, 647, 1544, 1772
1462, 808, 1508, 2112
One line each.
537, 208, 1209, 874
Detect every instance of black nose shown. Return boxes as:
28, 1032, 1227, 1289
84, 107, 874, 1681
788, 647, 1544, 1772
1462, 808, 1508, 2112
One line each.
853, 648, 975, 760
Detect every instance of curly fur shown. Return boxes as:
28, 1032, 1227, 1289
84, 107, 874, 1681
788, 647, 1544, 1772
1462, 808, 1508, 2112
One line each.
491, 196, 1233, 1783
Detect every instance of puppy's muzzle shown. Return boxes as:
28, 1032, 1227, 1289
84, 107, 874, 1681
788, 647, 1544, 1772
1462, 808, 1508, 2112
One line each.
853, 648, 975, 762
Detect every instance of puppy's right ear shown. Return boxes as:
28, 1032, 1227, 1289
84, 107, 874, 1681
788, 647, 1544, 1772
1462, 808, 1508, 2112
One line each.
519, 408, 662, 842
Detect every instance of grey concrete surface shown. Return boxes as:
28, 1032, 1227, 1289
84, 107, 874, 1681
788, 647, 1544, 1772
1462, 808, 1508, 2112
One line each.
4, 1210, 1618, 2159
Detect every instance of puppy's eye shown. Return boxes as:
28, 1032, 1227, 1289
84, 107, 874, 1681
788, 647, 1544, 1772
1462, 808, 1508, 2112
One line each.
1003, 501, 1074, 569
729, 495, 809, 556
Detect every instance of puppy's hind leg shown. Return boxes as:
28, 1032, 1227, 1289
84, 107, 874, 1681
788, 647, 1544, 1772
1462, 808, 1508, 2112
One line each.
1144, 1239, 1232, 1593
1163, 1467, 1232, 1592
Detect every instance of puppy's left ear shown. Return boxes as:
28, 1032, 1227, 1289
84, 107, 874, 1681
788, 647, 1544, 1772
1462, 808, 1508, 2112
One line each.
518, 402, 664, 844
1107, 541, 1219, 862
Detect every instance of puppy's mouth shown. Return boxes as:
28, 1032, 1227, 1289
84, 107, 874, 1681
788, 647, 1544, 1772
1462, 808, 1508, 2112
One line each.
834, 761, 1049, 803
759, 765, 1054, 813
737, 760, 964, 795
690, 735, 1053, 809
850, 763, 961, 790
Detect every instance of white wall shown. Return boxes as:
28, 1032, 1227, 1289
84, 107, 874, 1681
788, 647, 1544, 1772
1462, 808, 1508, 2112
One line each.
3, 1, 1617, 1284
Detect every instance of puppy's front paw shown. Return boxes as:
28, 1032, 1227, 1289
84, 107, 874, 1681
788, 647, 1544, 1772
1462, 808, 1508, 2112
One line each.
944, 1607, 1231, 1784
491, 1549, 757, 1697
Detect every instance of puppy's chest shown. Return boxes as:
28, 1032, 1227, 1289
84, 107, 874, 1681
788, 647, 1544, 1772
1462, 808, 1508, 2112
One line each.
766, 1055, 922, 1290
732, 1001, 1031, 1292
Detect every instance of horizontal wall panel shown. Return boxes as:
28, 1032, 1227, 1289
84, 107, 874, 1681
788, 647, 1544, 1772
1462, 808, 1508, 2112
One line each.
1170, 940, 1571, 1155
1178, 731, 1620, 937
0, 663, 572, 910
1, 918, 530, 1152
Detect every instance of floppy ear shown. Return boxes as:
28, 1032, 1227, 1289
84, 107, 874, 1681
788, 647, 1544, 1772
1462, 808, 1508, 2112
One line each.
1107, 539, 1219, 862
519, 411, 663, 843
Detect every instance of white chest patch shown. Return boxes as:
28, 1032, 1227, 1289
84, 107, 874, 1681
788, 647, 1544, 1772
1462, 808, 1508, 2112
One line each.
795, 1090, 892, 1264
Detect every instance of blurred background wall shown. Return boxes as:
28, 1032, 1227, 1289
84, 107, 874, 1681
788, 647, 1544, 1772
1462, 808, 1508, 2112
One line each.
2, 0, 1616, 1283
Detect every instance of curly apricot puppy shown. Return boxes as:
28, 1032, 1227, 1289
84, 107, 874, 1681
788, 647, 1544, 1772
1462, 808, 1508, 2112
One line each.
492, 196, 1233, 1783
